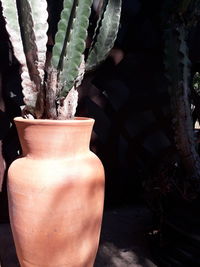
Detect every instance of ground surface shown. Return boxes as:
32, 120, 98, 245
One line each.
0, 204, 157, 267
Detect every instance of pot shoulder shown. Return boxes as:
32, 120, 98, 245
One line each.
8, 152, 104, 191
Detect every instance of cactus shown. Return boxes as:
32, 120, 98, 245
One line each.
86, 0, 121, 71
162, 0, 200, 193
1, 0, 122, 119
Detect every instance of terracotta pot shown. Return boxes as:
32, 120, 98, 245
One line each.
8, 117, 105, 267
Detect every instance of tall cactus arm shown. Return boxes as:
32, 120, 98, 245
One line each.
58, 0, 93, 98
86, 0, 122, 71
89, 0, 108, 54
15, 0, 41, 88
1, 0, 38, 110
51, 0, 77, 70
1, 0, 25, 67
164, 25, 200, 191
29, 0, 48, 81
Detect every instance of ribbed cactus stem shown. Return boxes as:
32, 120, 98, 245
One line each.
1, 0, 48, 118
86, 0, 122, 71
164, 23, 200, 192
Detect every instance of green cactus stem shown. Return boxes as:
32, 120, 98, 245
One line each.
52, 0, 93, 98
164, 24, 200, 193
86, 0, 122, 71
1, 0, 48, 118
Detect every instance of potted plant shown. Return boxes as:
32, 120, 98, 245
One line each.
1, 0, 122, 266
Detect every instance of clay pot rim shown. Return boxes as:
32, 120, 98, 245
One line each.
14, 116, 95, 126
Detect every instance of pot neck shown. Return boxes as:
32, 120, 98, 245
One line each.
14, 117, 94, 159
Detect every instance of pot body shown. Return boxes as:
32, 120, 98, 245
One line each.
8, 117, 105, 267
